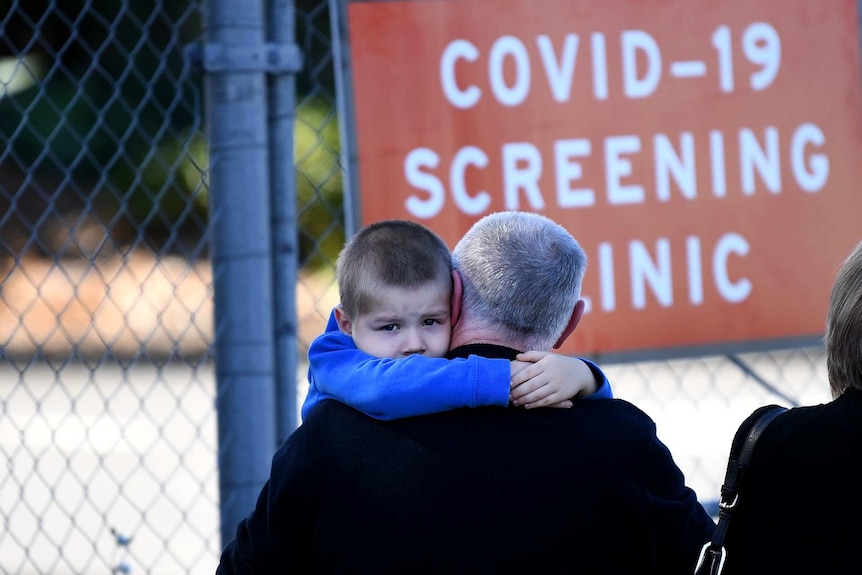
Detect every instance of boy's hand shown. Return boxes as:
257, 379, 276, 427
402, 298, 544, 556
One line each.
509, 351, 598, 409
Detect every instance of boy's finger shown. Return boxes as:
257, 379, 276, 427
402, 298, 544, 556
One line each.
510, 377, 548, 400
515, 350, 546, 362
525, 397, 571, 409
510, 369, 535, 387
513, 385, 555, 406
510, 388, 536, 403
510, 363, 546, 386
508, 360, 533, 382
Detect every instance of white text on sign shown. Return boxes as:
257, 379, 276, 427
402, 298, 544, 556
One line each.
439, 24, 782, 106
400, 21, 829, 313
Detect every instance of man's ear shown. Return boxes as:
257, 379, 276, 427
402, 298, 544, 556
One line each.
553, 299, 585, 349
333, 305, 354, 335
450, 270, 463, 327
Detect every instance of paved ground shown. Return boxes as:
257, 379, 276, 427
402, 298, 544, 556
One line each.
0, 346, 831, 574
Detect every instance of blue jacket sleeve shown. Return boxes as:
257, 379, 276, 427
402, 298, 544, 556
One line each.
577, 358, 613, 400
302, 311, 511, 421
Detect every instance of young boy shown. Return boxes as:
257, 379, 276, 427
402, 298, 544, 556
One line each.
301, 219, 611, 421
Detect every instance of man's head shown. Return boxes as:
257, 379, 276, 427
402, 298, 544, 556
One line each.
450, 211, 587, 351
825, 240, 862, 398
334, 219, 453, 359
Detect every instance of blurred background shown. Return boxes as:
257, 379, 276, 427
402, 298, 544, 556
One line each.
0, 1, 832, 573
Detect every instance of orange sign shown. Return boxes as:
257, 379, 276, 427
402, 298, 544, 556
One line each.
334, 0, 862, 358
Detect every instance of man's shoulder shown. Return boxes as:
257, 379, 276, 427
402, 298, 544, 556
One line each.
540, 398, 658, 434
582, 397, 654, 420
300, 397, 660, 446
306, 396, 653, 421
422, 398, 660, 442
301, 398, 365, 425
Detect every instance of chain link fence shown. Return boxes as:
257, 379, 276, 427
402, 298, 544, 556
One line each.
0, 1, 214, 573
0, 1, 831, 573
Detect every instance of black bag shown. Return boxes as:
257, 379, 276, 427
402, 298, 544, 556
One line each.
693, 404, 787, 575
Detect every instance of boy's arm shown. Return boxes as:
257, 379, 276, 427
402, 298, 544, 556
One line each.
302, 311, 511, 421
578, 358, 613, 400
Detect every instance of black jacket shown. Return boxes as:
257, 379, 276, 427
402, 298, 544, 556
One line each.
218, 344, 715, 574
723, 388, 862, 574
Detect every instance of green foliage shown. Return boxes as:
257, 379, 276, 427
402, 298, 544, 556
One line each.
295, 98, 344, 271
94, 97, 346, 266
0, 0, 345, 266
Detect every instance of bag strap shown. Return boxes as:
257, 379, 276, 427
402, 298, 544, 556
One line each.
693, 405, 787, 575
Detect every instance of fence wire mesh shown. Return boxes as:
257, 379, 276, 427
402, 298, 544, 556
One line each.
0, 1, 217, 573
294, 0, 343, 352
0, 0, 832, 574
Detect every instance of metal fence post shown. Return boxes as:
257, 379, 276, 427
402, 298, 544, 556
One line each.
202, 0, 278, 547
267, 0, 303, 444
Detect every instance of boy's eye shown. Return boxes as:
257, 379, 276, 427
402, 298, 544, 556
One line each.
380, 324, 398, 332
422, 318, 441, 327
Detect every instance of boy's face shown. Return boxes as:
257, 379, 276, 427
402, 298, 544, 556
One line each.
337, 281, 452, 359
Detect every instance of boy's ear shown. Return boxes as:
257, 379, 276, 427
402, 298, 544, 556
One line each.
334, 305, 354, 335
553, 299, 585, 349
450, 270, 463, 327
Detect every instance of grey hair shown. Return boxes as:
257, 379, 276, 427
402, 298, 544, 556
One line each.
452, 211, 587, 350
825, 240, 862, 398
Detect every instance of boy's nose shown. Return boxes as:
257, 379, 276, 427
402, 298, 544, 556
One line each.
402, 330, 426, 355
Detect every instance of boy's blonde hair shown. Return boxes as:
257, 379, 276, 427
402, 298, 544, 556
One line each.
826, 240, 862, 397
336, 220, 452, 318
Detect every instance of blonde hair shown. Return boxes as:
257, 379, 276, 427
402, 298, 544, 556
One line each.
336, 220, 452, 319
825, 240, 862, 397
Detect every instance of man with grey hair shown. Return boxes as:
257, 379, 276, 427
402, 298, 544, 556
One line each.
450, 211, 588, 352
217, 211, 714, 574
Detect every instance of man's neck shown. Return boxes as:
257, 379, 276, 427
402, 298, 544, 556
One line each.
449, 325, 516, 351
446, 343, 521, 361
